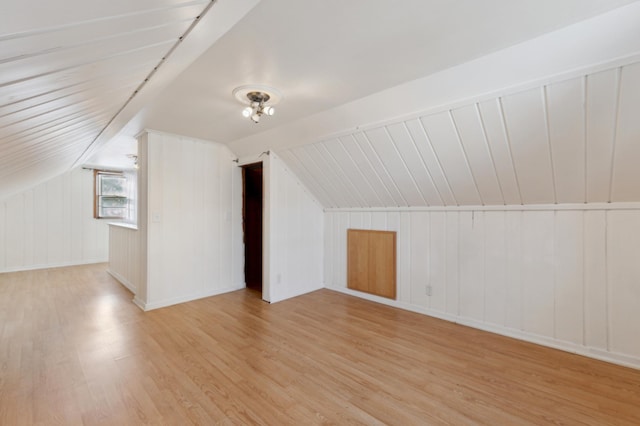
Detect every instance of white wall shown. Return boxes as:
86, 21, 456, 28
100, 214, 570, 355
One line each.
265, 153, 324, 303
324, 205, 640, 369
136, 130, 244, 310
0, 167, 108, 272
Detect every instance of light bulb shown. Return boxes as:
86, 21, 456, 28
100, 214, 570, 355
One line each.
251, 113, 260, 123
263, 106, 275, 116
242, 106, 253, 118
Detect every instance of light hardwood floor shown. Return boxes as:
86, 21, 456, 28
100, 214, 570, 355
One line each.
1, 264, 639, 425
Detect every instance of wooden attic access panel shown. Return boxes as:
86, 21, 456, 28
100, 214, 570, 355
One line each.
347, 229, 396, 299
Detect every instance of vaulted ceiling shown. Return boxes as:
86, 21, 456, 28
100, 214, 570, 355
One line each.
279, 63, 640, 207
2, 0, 640, 204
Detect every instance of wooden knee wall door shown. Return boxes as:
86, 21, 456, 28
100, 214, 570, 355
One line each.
347, 229, 396, 299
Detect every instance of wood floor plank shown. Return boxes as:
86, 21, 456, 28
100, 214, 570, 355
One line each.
1, 263, 639, 425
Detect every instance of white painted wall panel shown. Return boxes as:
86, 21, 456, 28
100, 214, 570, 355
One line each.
521, 211, 555, 337
502, 89, 555, 204
428, 212, 447, 313
325, 205, 640, 368
410, 212, 429, 308
584, 211, 607, 350
421, 112, 481, 205
547, 78, 586, 203
451, 106, 504, 205
484, 211, 507, 327
505, 211, 523, 330
445, 211, 460, 316
141, 131, 243, 310
586, 69, 618, 203
268, 153, 324, 303
554, 211, 584, 344
607, 211, 640, 358
611, 63, 640, 201
0, 168, 108, 273
458, 211, 485, 320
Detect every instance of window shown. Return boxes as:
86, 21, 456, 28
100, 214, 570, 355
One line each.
94, 171, 128, 219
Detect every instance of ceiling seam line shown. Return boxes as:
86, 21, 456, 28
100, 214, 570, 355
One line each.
583, 75, 588, 203
402, 121, 444, 206
448, 110, 484, 206
542, 85, 558, 204
353, 134, 396, 207
607, 67, 623, 203
362, 131, 408, 207
0, 0, 210, 42
338, 136, 383, 208
475, 103, 506, 205
322, 142, 368, 208
383, 125, 429, 206
306, 144, 351, 207
417, 117, 458, 206
284, 150, 337, 208
72, 0, 218, 168
497, 97, 523, 205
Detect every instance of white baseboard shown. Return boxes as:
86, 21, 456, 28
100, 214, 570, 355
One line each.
326, 284, 640, 371
0, 258, 108, 274
106, 269, 136, 294
269, 282, 324, 303
137, 283, 246, 311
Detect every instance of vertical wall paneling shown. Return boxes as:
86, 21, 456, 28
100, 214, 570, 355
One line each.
504, 211, 523, 330
583, 210, 607, 350
267, 153, 324, 303
324, 205, 640, 368
0, 168, 108, 273
140, 131, 244, 310
458, 211, 485, 320
484, 211, 507, 327
611, 63, 640, 201
445, 211, 459, 316
554, 211, 584, 344
607, 211, 640, 358
429, 212, 447, 312
546, 78, 586, 203
521, 211, 555, 337
409, 212, 429, 308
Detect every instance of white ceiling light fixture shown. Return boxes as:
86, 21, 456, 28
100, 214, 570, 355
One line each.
233, 85, 282, 123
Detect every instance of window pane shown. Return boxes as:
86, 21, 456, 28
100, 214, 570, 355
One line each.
99, 207, 127, 218
100, 196, 127, 208
99, 176, 127, 196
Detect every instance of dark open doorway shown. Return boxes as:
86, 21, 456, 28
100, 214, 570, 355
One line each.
242, 163, 263, 295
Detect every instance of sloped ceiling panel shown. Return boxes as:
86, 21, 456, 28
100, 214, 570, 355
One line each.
0, 0, 213, 198
278, 61, 640, 208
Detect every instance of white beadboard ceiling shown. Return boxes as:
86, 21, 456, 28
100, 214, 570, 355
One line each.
2, 0, 640, 203
279, 62, 640, 208
0, 0, 258, 199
